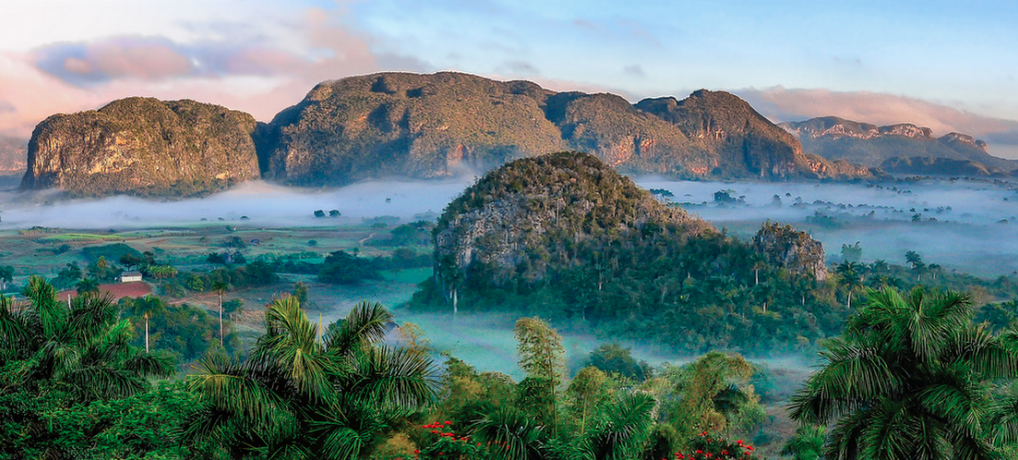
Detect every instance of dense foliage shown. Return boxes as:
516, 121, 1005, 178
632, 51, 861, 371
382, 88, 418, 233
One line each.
414, 152, 838, 355
790, 287, 1018, 459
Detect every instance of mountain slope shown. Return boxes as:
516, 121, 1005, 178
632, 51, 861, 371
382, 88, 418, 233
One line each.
781, 116, 1015, 175
20, 98, 261, 197
261, 72, 873, 185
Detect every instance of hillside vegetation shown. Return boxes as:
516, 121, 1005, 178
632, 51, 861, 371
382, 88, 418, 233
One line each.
412, 152, 836, 354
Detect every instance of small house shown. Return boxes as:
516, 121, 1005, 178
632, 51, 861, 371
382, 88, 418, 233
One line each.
121, 271, 143, 283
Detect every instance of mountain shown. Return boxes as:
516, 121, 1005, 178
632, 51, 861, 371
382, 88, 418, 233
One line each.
20, 98, 261, 197
780, 116, 1016, 176
0, 136, 27, 173
260, 72, 873, 185
412, 151, 834, 353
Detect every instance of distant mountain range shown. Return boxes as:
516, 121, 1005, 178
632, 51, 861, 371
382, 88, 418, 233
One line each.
0, 136, 27, 174
780, 116, 1016, 176
10, 72, 1018, 197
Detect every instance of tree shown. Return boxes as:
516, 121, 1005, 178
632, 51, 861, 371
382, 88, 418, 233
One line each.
835, 261, 864, 309
293, 281, 310, 307
211, 280, 228, 347
0, 265, 13, 291
567, 366, 611, 435
314, 209, 326, 218
586, 343, 651, 381
183, 299, 437, 458
124, 295, 167, 354
0, 277, 173, 400
75, 277, 100, 295
789, 287, 1018, 459
905, 250, 926, 280
514, 317, 565, 430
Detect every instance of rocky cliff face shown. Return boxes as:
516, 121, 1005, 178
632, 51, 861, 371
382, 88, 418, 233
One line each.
433, 152, 710, 287
780, 116, 1013, 175
20, 98, 260, 197
781, 116, 934, 141
261, 72, 872, 185
636, 90, 822, 178
259, 72, 568, 186
753, 222, 827, 281
433, 152, 828, 297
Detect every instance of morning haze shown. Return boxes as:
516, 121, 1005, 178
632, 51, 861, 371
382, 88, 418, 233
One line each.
3, 1, 1018, 459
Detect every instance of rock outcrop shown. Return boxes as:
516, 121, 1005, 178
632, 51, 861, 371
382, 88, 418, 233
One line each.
20, 98, 261, 197
753, 222, 827, 281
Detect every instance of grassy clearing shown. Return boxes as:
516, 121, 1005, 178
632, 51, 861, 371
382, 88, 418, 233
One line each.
38, 233, 123, 243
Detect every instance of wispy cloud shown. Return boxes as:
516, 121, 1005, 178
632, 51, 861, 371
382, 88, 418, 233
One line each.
0, 7, 429, 137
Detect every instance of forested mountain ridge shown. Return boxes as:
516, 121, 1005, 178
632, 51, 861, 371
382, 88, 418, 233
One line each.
781, 116, 1016, 176
17, 72, 880, 197
18, 98, 261, 197
260, 72, 875, 185
414, 151, 838, 353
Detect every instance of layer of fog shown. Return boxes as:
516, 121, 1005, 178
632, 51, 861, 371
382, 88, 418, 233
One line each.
4, 175, 1018, 276
0, 179, 473, 229
639, 178, 1018, 277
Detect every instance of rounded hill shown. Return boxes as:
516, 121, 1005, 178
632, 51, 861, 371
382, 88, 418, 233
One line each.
20, 97, 260, 197
413, 152, 837, 354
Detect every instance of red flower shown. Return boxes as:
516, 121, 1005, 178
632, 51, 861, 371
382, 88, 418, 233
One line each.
445, 421, 452, 425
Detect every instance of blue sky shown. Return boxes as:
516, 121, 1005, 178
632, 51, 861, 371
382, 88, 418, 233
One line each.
1, 0, 1016, 154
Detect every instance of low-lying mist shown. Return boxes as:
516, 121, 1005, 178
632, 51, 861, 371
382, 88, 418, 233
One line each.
638, 177, 1018, 277
4, 175, 1018, 276
0, 178, 473, 229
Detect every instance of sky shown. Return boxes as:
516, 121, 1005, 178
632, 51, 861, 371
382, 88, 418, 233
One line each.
2, 0, 1018, 156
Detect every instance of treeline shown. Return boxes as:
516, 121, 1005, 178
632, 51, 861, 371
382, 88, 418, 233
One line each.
6, 280, 1018, 458
415, 224, 843, 355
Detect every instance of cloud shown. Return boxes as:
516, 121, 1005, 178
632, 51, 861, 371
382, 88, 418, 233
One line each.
35, 37, 193, 85
0, 7, 430, 137
497, 60, 539, 77
623, 64, 645, 78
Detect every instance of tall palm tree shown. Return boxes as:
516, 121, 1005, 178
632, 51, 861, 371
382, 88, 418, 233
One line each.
789, 287, 1018, 459
211, 280, 228, 347
184, 298, 437, 459
835, 261, 864, 309
0, 276, 173, 399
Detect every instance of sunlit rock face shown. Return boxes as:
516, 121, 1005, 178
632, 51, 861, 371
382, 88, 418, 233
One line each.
21, 97, 260, 197
753, 222, 828, 281
259, 72, 871, 186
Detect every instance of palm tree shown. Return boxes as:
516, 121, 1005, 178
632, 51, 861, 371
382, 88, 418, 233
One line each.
573, 392, 656, 460
124, 295, 167, 354
184, 298, 437, 458
835, 261, 864, 309
0, 276, 173, 399
789, 287, 1018, 459
211, 280, 228, 347
75, 277, 100, 295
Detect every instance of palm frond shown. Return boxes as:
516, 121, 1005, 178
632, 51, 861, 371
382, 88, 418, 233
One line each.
345, 345, 438, 412
471, 406, 546, 460
323, 301, 392, 355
